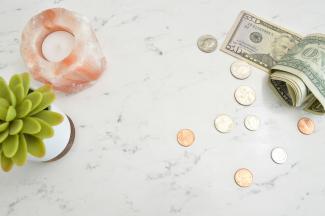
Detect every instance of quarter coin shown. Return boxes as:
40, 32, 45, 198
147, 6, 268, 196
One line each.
297, 117, 315, 135
231, 61, 251, 80
214, 114, 234, 133
234, 86, 256, 106
271, 147, 287, 164
234, 168, 253, 187
177, 129, 195, 147
197, 35, 218, 53
244, 115, 260, 131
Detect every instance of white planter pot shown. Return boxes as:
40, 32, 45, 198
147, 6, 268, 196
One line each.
28, 104, 75, 162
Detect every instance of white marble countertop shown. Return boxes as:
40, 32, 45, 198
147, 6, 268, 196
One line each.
1, 0, 325, 215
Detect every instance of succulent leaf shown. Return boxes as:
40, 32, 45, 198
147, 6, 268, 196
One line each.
11, 84, 25, 105
34, 118, 54, 139
29, 92, 55, 115
0, 106, 7, 121
33, 111, 63, 126
0, 78, 11, 103
12, 134, 27, 166
5, 106, 16, 122
2, 135, 19, 158
0, 79, 16, 106
1, 153, 13, 172
21, 73, 30, 96
0, 98, 9, 108
25, 135, 45, 158
9, 74, 23, 90
8, 89, 17, 107
16, 99, 32, 118
25, 91, 43, 112
22, 117, 41, 134
0, 129, 9, 143
9, 120, 23, 135
0, 122, 9, 132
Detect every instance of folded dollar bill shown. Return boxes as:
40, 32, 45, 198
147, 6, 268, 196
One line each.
270, 34, 325, 114
221, 11, 325, 114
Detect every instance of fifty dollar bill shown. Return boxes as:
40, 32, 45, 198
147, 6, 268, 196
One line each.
221, 11, 302, 72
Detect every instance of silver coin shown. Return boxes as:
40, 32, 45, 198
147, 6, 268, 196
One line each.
197, 35, 218, 53
244, 115, 260, 131
231, 61, 251, 80
271, 147, 287, 164
214, 114, 234, 133
234, 86, 256, 106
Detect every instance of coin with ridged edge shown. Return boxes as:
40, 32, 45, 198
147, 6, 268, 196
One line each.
234, 168, 253, 187
231, 61, 252, 80
197, 35, 218, 53
234, 86, 256, 106
214, 114, 234, 133
177, 129, 195, 147
244, 115, 260, 131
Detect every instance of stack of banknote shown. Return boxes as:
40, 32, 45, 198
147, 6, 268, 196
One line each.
221, 11, 325, 114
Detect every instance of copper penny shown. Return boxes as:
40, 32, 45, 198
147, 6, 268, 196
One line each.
234, 168, 253, 187
177, 129, 195, 147
297, 117, 315, 135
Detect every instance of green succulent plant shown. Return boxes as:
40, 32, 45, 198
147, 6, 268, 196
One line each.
0, 73, 63, 172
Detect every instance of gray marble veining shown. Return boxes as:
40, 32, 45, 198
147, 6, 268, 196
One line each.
0, 0, 325, 215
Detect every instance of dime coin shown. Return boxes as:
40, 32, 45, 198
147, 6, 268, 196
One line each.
230, 61, 251, 80
214, 114, 234, 133
234, 168, 253, 187
234, 86, 256, 106
197, 35, 218, 53
297, 117, 315, 135
271, 147, 287, 164
177, 129, 195, 147
244, 115, 260, 131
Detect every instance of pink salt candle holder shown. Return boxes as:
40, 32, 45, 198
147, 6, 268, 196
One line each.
20, 8, 106, 93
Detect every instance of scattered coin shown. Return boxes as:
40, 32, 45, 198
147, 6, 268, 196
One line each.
297, 117, 315, 135
230, 61, 252, 80
177, 129, 195, 147
244, 115, 260, 131
197, 35, 218, 53
214, 114, 234, 133
234, 85, 256, 106
234, 168, 253, 187
271, 147, 287, 164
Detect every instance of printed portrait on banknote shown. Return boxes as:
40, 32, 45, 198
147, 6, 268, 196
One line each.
249, 33, 297, 68
221, 11, 302, 72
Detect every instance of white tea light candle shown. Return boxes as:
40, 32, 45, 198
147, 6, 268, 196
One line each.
42, 31, 75, 62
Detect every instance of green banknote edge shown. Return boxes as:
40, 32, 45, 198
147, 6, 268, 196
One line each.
271, 34, 325, 115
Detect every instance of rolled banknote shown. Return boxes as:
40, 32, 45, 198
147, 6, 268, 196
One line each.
221, 11, 325, 114
270, 34, 325, 114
